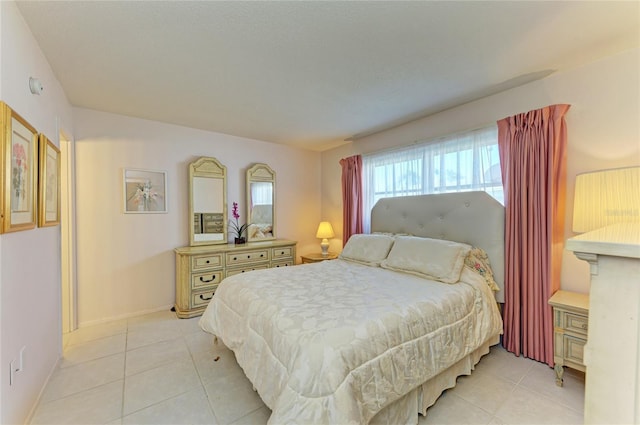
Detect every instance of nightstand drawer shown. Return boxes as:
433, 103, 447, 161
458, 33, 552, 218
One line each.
226, 264, 269, 277
192, 254, 223, 271
272, 247, 293, 259
227, 250, 269, 265
564, 312, 588, 336
191, 289, 216, 309
191, 271, 223, 290
564, 335, 586, 365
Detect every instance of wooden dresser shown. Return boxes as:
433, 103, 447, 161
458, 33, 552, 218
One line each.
566, 223, 640, 424
174, 239, 297, 318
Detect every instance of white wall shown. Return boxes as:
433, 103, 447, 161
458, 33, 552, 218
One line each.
0, 2, 74, 424
321, 48, 640, 295
73, 108, 322, 326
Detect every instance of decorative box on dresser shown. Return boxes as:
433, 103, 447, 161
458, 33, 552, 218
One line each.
175, 239, 297, 318
548, 290, 589, 387
566, 223, 640, 425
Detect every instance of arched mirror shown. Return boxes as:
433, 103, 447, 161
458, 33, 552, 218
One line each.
246, 163, 275, 242
189, 157, 227, 246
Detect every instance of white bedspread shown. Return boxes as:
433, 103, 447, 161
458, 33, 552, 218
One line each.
199, 259, 502, 424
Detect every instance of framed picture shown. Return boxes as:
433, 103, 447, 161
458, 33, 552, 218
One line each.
123, 168, 167, 213
1, 102, 38, 233
38, 134, 61, 227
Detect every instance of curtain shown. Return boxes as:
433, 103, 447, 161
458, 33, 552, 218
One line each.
498, 104, 570, 366
362, 126, 501, 232
340, 155, 363, 245
250, 182, 273, 206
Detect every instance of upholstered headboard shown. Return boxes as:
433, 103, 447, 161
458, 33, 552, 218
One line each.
371, 191, 505, 303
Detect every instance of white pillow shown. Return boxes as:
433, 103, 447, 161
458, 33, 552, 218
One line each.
381, 236, 471, 283
339, 234, 395, 266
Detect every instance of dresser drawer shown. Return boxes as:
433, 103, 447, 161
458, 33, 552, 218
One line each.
176, 240, 296, 318
564, 334, 586, 365
564, 312, 588, 336
226, 264, 269, 277
191, 288, 216, 309
191, 271, 223, 290
272, 259, 294, 268
191, 254, 223, 271
272, 247, 293, 259
226, 250, 269, 265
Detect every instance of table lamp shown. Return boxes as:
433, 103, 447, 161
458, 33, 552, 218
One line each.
572, 166, 640, 233
316, 221, 335, 256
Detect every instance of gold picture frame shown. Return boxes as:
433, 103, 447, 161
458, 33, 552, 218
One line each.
38, 134, 61, 227
1, 102, 38, 233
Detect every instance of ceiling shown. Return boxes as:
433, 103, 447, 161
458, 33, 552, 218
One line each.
16, 1, 640, 151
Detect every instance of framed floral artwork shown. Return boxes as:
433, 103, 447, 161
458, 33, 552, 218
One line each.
1, 102, 38, 233
123, 168, 167, 213
38, 134, 61, 227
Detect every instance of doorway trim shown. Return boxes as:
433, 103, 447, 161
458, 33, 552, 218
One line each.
59, 126, 77, 334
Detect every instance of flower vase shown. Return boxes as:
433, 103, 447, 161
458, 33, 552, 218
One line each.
234, 237, 246, 245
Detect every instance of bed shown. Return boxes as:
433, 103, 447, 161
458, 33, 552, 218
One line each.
247, 204, 274, 239
199, 191, 504, 424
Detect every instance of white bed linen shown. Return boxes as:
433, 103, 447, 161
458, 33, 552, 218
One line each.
199, 259, 502, 424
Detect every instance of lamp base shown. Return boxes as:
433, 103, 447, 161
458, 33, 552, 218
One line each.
320, 239, 330, 256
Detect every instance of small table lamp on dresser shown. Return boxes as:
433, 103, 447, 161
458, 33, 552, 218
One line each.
316, 221, 335, 257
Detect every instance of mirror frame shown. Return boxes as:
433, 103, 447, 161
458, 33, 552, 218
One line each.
246, 163, 276, 242
189, 157, 227, 246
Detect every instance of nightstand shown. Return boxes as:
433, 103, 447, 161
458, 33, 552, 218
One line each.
548, 290, 589, 386
301, 252, 338, 264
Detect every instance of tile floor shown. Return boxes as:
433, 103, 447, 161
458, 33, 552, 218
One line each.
30, 310, 585, 424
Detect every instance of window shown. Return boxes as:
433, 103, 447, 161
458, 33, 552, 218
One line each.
362, 125, 502, 232
250, 182, 273, 206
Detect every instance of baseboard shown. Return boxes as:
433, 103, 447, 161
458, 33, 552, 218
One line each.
24, 354, 62, 424
77, 304, 175, 328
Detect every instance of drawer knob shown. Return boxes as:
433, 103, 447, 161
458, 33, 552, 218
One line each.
199, 275, 217, 283
233, 257, 237, 260
281, 251, 284, 255
260, 254, 264, 257
199, 293, 213, 301
205, 260, 210, 264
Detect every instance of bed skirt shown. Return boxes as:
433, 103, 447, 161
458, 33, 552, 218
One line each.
370, 334, 501, 425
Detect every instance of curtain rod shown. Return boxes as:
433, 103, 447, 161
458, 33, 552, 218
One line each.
360, 122, 497, 158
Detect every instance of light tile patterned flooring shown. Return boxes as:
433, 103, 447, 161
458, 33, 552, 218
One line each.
30, 310, 585, 424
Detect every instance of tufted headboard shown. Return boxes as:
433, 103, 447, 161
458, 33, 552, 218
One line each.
371, 191, 505, 303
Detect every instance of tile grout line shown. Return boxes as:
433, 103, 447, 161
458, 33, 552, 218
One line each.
119, 320, 130, 423
121, 318, 211, 421
515, 373, 586, 415
186, 325, 222, 424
